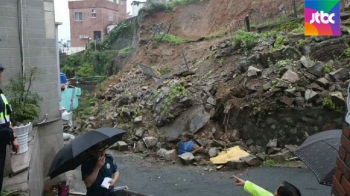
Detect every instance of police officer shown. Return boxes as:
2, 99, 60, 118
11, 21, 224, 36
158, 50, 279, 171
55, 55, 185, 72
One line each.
0, 62, 19, 193
81, 142, 120, 196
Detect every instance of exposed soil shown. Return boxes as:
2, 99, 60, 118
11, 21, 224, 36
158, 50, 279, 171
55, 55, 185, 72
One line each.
139, 0, 304, 40
109, 0, 304, 86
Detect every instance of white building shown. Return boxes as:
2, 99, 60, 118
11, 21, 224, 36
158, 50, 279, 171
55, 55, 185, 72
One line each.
107, 24, 119, 34
131, 0, 147, 16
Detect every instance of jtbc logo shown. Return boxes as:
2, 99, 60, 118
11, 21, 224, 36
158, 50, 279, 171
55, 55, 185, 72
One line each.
310, 11, 335, 24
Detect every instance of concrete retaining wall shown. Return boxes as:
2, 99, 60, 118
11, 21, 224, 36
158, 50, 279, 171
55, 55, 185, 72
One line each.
0, 0, 64, 195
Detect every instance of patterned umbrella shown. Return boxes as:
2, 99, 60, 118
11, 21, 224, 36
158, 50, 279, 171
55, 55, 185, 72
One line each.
294, 129, 342, 186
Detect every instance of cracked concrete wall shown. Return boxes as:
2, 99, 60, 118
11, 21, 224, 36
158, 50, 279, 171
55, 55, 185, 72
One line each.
0, 0, 64, 194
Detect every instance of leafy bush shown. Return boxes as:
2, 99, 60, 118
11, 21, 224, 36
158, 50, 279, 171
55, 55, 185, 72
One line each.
159, 81, 190, 117
322, 97, 336, 110
141, 0, 205, 14
118, 46, 133, 57
232, 30, 260, 49
274, 34, 289, 49
169, 0, 204, 7
160, 66, 172, 75
60, 53, 82, 68
291, 26, 304, 34
343, 47, 350, 58
5, 67, 42, 126
264, 159, 278, 166
141, 3, 169, 14
100, 22, 131, 50
60, 22, 135, 78
94, 51, 114, 74
156, 34, 191, 44
324, 63, 336, 73
74, 91, 97, 119
76, 63, 94, 77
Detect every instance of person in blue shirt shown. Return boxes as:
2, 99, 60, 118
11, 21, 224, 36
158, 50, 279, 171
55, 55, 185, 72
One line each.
81, 142, 121, 196
177, 133, 203, 155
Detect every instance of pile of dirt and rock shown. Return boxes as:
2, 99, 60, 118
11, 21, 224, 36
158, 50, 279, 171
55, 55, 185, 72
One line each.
68, 1, 350, 169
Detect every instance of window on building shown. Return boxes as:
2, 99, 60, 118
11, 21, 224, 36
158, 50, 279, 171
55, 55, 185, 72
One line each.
91, 9, 96, 18
109, 13, 113, 21
74, 12, 82, 21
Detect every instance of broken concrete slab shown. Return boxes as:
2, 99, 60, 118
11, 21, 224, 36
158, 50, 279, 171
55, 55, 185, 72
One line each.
160, 105, 210, 141
157, 148, 177, 161
143, 137, 158, 148
207, 97, 216, 106
247, 66, 262, 78
281, 148, 294, 160
330, 68, 348, 81
209, 147, 219, 157
284, 87, 296, 97
135, 128, 145, 138
136, 140, 146, 152
315, 77, 329, 88
282, 70, 299, 83
304, 89, 319, 101
178, 152, 195, 165
116, 141, 128, 151
267, 147, 281, 155
330, 91, 346, 107
284, 145, 297, 153
308, 83, 324, 91
268, 153, 285, 162
306, 62, 324, 77
266, 139, 277, 148
240, 155, 262, 166
134, 116, 143, 122
227, 160, 246, 170
300, 56, 313, 68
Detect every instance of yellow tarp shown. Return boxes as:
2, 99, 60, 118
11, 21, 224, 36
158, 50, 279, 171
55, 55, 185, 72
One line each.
210, 146, 250, 164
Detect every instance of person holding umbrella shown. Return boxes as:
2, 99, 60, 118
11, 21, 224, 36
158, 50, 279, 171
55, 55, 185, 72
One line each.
232, 175, 301, 196
81, 142, 120, 196
0, 62, 19, 193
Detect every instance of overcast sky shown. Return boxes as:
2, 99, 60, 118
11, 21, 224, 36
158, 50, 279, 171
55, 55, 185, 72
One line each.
53, 0, 141, 42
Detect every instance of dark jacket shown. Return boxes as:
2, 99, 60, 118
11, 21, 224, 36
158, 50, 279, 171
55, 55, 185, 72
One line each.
81, 154, 118, 196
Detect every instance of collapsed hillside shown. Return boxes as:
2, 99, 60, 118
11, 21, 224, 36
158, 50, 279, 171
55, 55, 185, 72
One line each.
70, 0, 350, 167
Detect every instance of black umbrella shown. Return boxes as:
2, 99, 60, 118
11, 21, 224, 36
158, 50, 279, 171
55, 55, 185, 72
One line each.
294, 129, 342, 186
47, 127, 126, 179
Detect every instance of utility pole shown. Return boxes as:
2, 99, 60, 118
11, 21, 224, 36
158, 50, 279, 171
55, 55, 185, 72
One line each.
245, 15, 250, 32
292, 0, 297, 18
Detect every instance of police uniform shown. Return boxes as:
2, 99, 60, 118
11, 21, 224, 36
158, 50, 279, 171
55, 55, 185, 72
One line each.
81, 154, 118, 196
0, 86, 12, 193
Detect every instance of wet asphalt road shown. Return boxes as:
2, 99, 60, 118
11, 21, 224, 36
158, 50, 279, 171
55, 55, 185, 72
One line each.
69, 153, 331, 196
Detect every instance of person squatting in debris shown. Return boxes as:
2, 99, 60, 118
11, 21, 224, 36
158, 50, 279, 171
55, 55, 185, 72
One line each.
232, 175, 301, 196
177, 132, 203, 155
0, 62, 19, 193
81, 142, 122, 196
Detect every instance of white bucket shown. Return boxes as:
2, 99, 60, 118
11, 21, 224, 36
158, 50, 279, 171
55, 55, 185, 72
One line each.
13, 123, 31, 154
13, 122, 32, 135
16, 132, 29, 154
